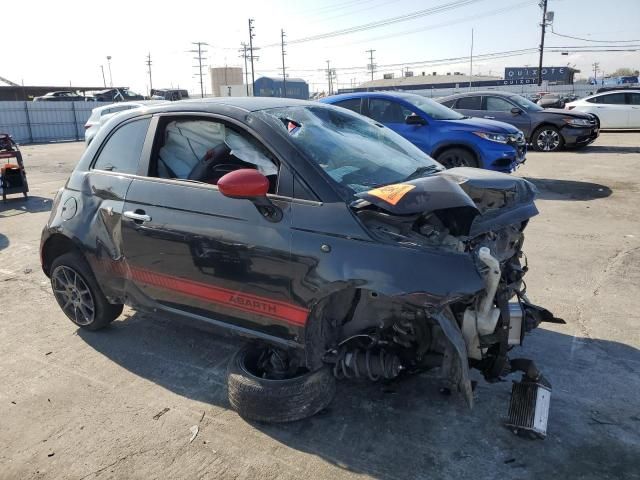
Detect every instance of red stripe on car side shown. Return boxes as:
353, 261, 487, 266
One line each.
129, 267, 308, 327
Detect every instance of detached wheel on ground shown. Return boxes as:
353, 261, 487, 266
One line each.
227, 344, 336, 423
436, 148, 478, 168
50, 252, 123, 331
532, 126, 564, 152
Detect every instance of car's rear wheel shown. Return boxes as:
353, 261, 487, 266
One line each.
436, 148, 478, 169
532, 126, 564, 152
50, 252, 123, 330
227, 344, 336, 423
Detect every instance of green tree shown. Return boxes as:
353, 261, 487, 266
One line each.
611, 68, 639, 76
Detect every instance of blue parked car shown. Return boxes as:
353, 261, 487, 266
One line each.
320, 92, 526, 172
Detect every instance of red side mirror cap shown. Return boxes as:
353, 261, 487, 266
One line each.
218, 169, 269, 198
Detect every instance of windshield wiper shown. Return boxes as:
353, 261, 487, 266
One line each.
403, 165, 441, 181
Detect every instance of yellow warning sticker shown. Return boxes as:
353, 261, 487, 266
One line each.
367, 184, 416, 205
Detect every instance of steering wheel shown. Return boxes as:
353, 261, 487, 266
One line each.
187, 143, 231, 181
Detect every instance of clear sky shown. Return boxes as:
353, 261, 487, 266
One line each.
4, 0, 639, 95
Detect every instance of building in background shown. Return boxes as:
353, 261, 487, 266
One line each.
209, 67, 245, 97
254, 77, 309, 100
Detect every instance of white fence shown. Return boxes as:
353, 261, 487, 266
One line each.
0, 101, 99, 144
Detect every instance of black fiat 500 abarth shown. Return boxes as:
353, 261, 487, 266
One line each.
41, 98, 561, 435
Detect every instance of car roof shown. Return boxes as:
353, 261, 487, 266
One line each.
437, 90, 520, 101
592, 89, 640, 95
324, 91, 420, 101
148, 96, 318, 112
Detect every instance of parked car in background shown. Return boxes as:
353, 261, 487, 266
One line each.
33, 91, 86, 102
150, 89, 189, 101
40, 98, 558, 430
86, 88, 145, 102
84, 101, 165, 144
537, 94, 565, 109
321, 92, 526, 172
438, 91, 599, 152
565, 90, 640, 129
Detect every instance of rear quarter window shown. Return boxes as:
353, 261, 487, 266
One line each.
92, 118, 150, 174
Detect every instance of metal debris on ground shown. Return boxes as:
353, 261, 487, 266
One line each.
152, 407, 170, 420
189, 425, 199, 443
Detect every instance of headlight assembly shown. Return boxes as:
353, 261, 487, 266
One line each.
473, 131, 509, 144
565, 118, 591, 127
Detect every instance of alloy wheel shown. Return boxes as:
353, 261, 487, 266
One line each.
439, 153, 469, 168
51, 265, 95, 326
536, 129, 561, 151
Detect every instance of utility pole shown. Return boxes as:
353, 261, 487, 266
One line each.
469, 28, 474, 90
190, 42, 209, 98
537, 0, 548, 86
248, 18, 256, 96
366, 49, 376, 81
281, 29, 287, 98
592, 62, 600, 84
239, 43, 250, 96
99, 65, 106, 88
106, 56, 113, 87
145, 52, 153, 96
326, 60, 332, 95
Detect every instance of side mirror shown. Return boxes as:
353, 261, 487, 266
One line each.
405, 114, 427, 125
218, 169, 282, 222
511, 107, 523, 115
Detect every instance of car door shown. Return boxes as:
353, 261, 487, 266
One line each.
120, 114, 305, 342
588, 92, 629, 128
365, 97, 431, 153
483, 96, 531, 135
627, 92, 640, 128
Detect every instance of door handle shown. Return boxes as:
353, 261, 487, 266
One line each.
123, 210, 151, 222
484, 115, 495, 119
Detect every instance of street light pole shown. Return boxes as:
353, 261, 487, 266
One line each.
106, 56, 113, 87
100, 65, 106, 88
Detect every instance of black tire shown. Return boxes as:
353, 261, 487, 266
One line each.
227, 344, 336, 423
50, 252, 123, 331
532, 125, 564, 152
436, 148, 478, 169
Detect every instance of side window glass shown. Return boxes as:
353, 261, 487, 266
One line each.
486, 96, 515, 112
152, 118, 279, 193
456, 96, 482, 110
629, 93, 640, 105
368, 99, 409, 123
334, 99, 361, 114
439, 99, 456, 108
93, 118, 150, 174
600, 93, 625, 104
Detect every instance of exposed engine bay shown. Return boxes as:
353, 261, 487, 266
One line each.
316, 169, 565, 438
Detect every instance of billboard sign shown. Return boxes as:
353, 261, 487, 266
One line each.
504, 67, 573, 83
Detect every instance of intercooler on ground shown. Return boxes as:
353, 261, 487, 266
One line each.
506, 377, 551, 438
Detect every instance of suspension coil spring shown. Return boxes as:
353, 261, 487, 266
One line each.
333, 347, 402, 381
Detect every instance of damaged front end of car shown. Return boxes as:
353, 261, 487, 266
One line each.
321, 167, 564, 438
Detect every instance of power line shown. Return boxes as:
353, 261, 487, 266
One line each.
261, 0, 485, 47
550, 27, 640, 43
